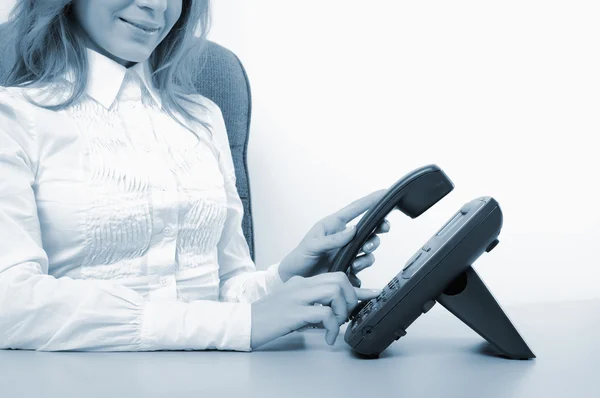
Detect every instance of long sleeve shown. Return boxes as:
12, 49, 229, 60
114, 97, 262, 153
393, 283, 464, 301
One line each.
0, 90, 253, 352
207, 101, 284, 303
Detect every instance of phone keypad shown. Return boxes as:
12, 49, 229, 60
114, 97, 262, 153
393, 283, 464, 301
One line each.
350, 276, 402, 332
376, 289, 388, 303
387, 276, 400, 290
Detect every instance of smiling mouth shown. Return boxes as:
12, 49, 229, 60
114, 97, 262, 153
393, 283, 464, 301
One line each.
119, 17, 160, 33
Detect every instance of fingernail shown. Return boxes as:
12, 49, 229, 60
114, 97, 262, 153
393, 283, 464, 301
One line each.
343, 225, 356, 234
371, 289, 382, 295
365, 242, 374, 251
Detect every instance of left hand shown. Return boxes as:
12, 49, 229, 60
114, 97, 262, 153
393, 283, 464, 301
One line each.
278, 189, 390, 283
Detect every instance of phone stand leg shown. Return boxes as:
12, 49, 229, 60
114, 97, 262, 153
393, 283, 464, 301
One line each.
436, 266, 535, 359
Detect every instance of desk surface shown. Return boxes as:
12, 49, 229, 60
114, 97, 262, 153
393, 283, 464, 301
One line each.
1, 298, 598, 398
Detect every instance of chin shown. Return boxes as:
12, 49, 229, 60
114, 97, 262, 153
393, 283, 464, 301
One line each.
110, 44, 156, 65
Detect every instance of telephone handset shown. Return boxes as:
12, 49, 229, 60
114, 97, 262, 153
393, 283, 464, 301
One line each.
329, 164, 455, 286
326, 164, 535, 360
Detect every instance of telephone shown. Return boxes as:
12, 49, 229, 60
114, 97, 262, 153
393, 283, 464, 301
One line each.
329, 164, 535, 360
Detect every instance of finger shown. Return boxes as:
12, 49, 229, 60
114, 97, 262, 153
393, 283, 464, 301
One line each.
374, 218, 391, 234
354, 287, 382, 301
352, 253, 375, 273
304, 306, 339, 345
299, 284, 349, 325
348, 272, 362, 288
315, 224, 357, 252
306, 272, 358, 313
334, 189, 388, 224
316, 221, 384, 254
361, 235, 381, 254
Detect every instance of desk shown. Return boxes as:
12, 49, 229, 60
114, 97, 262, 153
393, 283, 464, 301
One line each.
1, 298, 598, 398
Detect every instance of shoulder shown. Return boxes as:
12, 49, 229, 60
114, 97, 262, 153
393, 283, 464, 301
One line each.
0, 84, 73, 154
182, 93, 227, 141
179, 93, 233, 162
183, 93, 223, 122
0, 87, 40, 161
0, 86, 30, 109
0, 83, 70, 115
0, 86, 35, 127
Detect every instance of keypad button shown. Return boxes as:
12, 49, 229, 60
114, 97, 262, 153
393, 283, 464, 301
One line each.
349, 300, 369, 321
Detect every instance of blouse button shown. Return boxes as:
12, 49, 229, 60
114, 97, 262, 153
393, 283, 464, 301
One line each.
163, 227, 174, 237
159, 277, 167, 286
143, 144, 152, 152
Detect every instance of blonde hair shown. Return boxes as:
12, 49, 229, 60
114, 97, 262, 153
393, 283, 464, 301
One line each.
3, 0, 214, 138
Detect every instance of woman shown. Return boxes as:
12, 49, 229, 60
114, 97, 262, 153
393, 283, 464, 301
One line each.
0, 0, 390, 352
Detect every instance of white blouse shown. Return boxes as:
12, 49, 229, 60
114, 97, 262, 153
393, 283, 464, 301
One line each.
0, 49, 284, 352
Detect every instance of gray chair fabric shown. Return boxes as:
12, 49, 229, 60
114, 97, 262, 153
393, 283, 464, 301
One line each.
0, 29, 257, 261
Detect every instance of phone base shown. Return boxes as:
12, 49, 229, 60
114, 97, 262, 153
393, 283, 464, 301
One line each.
436, 266, 535, 359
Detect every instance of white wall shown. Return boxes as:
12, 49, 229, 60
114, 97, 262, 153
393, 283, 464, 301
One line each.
210, 0, 600, 306
3, 1, 599, 305
0, 2, 12, 20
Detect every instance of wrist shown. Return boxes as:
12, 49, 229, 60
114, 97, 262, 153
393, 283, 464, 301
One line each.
278, 249, 300, 283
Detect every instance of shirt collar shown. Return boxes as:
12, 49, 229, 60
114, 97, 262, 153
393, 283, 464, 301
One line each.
66, 48, 162, 110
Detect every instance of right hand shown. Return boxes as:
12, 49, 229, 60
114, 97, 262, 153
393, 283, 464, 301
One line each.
250, 271, 382, 349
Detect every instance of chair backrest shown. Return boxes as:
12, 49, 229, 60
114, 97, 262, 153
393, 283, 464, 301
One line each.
0, 26, 257, 261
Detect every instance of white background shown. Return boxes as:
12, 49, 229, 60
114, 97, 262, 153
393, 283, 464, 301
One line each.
2, 1, 599, 305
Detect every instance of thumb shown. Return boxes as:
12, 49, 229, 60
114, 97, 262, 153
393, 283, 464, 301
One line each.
318, 225, 356, 251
